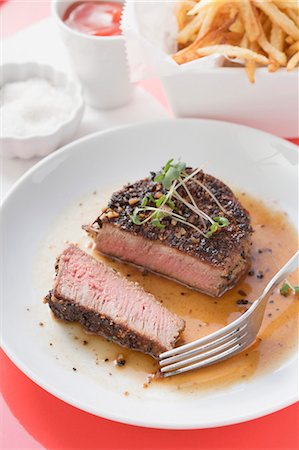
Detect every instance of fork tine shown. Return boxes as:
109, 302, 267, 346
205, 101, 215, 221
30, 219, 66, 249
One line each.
161, 339, 249, 378
159, 314, 249, 360
160, 323, 248, 367
160, 332, 248, 374
159, 251, 299, 378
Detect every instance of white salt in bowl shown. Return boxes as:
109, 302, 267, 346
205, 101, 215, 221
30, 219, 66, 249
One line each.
0, 62, 84, 159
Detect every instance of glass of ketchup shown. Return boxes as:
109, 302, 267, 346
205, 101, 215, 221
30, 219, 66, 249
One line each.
52, 0, 134, 109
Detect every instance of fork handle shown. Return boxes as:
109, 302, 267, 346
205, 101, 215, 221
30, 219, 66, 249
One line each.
258, 250, 299, 303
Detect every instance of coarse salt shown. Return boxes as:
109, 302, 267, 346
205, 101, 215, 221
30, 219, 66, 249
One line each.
0, 77, 78, 137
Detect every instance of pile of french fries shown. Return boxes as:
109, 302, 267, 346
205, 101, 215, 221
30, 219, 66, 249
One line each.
173, 0, 299, 82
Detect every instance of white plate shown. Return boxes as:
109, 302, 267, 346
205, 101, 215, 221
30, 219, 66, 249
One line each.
1, 119, 298, 429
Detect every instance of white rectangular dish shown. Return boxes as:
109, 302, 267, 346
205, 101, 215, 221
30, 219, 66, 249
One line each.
122, 1, 299, 137
161, 67, 299, 137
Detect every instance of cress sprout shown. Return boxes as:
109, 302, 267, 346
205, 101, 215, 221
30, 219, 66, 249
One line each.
130, 159, 229, 238
280, 281, 299, 297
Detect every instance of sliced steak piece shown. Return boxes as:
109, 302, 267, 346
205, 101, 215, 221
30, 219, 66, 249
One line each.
85, 169, 252, 297
45, 245, 185, 358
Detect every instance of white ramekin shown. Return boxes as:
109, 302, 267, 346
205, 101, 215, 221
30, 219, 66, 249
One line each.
52, 0, 134, 110
0, 62, 84, 159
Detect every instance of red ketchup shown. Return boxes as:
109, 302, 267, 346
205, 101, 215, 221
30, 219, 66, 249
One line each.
63, 1, 122, 36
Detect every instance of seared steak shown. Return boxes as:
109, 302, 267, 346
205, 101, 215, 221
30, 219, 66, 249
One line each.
85, 168, 252, 297
45, 245, 185, 358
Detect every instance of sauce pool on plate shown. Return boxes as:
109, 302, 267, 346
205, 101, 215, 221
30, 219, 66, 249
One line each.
34, 191, 299, 394
63, 1, 122, 36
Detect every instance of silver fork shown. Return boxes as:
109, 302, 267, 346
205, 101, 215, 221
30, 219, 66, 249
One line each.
159, 251, 299, 377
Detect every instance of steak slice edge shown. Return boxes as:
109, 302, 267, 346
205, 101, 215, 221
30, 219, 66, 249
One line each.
45, 245, 185, 358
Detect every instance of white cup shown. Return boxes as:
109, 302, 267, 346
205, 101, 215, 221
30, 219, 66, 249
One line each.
52, 0, 134, 109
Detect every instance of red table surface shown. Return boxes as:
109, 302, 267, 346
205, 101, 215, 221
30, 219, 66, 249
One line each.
1, 349, 299, 450
1, 2, 299, 449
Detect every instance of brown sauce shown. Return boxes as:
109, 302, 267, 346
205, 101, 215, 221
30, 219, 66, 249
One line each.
37, 191, 298, 393
92, 192, 299, 391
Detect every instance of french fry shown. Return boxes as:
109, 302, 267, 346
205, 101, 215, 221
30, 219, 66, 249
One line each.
174, 16, 240, 64
268, 24, 285, 70
198, 3, 221, 38
229, 16, 245, 34
196, 44, 270, 65
176, 1, 197, 31
271, 24, 285, 50
239, 0, 260, 41
286, 39, 299, 56
253, 0, 299, 40
257, 15, 287, 65
258, 33, 287, 65
213, 6, 236, 29
241, 33, 249, 48
274, 1, 299, 11
264, 18, 273, 38
228, 5, 239, 21
173, 0, 299, 83
286, 8, 299, 27
245, 57, 257, 82
241, 33, 257, 83
177, 9, 207, 44
248, 42, 260, 82
287, 50, 299, 69
286, 35, 295, 44
188, 0, 227, 17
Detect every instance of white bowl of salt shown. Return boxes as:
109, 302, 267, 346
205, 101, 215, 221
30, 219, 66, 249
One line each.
0, 62, 84, 159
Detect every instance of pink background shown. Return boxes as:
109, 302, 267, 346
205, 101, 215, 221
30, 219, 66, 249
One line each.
1, 1, 298, 449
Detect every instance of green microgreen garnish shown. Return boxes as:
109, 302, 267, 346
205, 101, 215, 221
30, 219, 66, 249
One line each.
154, 159, 186, 189
141, 197, 148, 207
130, 159, 229, 237
280, 281, 299, 297
147, 194, 156, 203
205, 222, 218, 238
151, 218, 166, 230
167, 198, 176, 210
205, 216, 230, 237
130, 208, 143, 225
214, 216, 229, 227
156, 195, 166, 208
280, 281, 291, 296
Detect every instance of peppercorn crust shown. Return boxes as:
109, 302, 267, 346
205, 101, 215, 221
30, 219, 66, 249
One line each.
85, 169, 252, 267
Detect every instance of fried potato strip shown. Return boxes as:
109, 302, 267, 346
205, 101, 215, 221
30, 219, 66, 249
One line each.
173, 0, 299, 82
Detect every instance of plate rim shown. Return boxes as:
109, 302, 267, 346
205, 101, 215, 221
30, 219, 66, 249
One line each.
1, 118, 298, 429
1, 117, 297, 208
1, 343, 298, 430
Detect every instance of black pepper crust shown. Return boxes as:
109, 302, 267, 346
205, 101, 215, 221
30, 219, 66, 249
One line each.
45, 292, 177, 358
88, 169, 252, 267
44, 253, 184, 358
